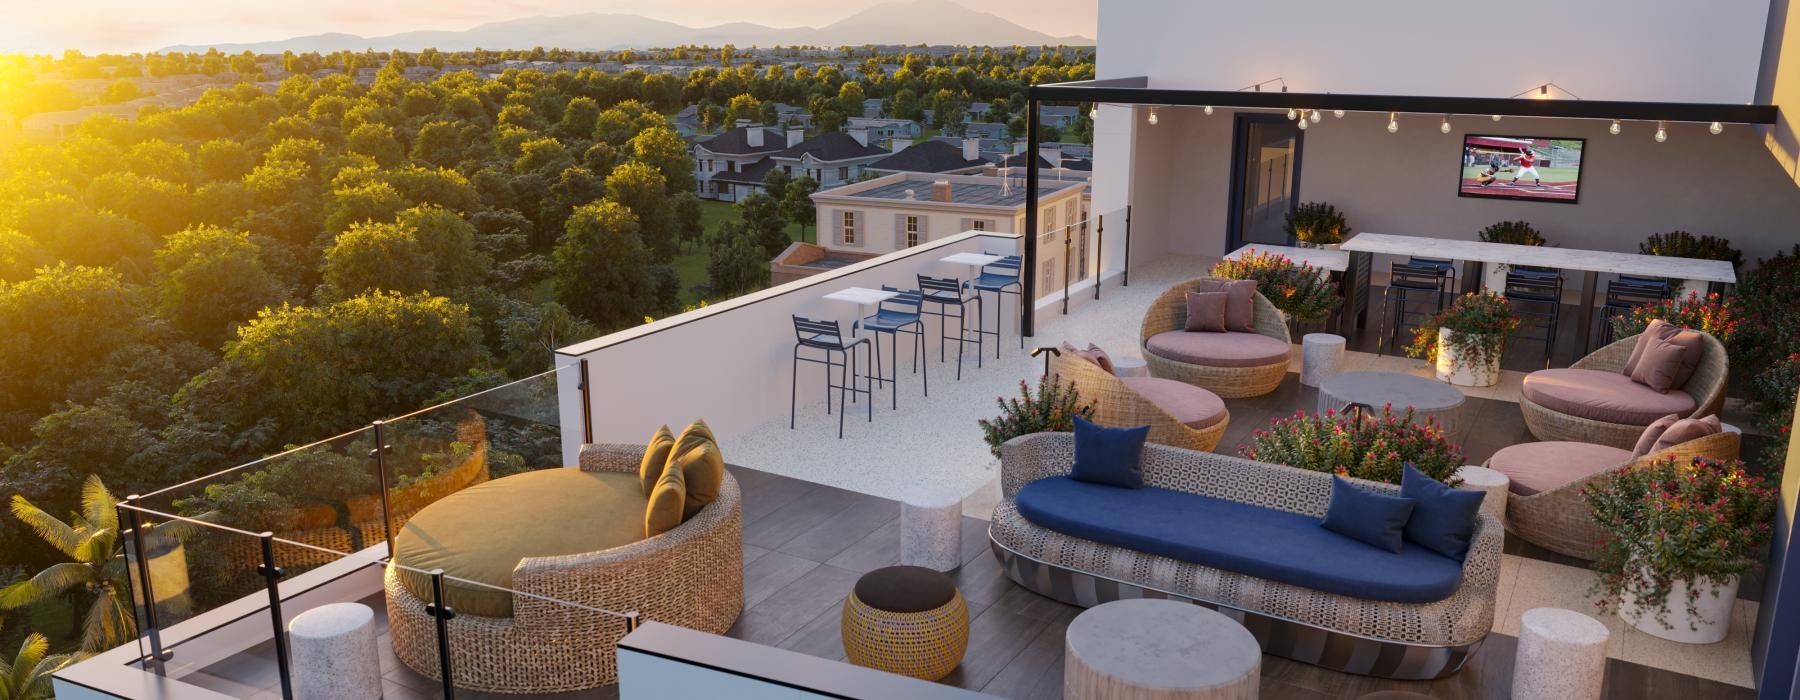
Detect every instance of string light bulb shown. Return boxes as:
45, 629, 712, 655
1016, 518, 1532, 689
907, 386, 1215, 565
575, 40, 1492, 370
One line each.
1491, 114, 1502, 122
1655, 120, 1668, 143
1147, 107, 1159, 126
1286, 107, 1297, 120
1202, 105, 1213, 115
1332, 109, 1344, 118
1710, 121, 1723, 135
1309, 109, 1322, 123
1609, 119, 1621, 135
1088, 105, 1098, 120
1386, 112, 1398, 133
1297, 113, 1309, 130
1440, 115, 1450, 134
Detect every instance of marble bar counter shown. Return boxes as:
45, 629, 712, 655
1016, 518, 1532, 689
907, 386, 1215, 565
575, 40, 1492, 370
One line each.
1225, 243, 1350, 272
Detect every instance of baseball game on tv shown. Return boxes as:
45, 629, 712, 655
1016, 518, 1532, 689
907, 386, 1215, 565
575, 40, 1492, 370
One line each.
1458, 135, 1585, 203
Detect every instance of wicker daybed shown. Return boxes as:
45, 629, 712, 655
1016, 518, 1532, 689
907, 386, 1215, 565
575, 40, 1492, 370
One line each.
384, 443, 743, 694
1140, 278, 1293, 398
1485, 431, 1740, 559
1520, 331, 1728, 449
989, 433, 1500, 680
1051, 353, 1227, 452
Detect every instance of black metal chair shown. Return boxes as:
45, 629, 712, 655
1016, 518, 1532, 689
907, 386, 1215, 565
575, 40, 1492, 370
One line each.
1595, 275, 1672, 347
1410, 256, 1459, 305
918, 274, 981, 379
791, 316, 871, 439
861, 286, 928, 409
1503, 265, 1563, 368
970, 255, 1023, 357
1376, 260, 1454, 356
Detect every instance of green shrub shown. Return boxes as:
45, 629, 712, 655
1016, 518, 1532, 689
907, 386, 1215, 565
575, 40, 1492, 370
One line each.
1283, 202, 1348, 246
1240, 405, 1464, 485
1640, 231, 1743, 270
1210, 249, 1340, 323
978, 374, 1094, 459
1478, 220, 1547, 246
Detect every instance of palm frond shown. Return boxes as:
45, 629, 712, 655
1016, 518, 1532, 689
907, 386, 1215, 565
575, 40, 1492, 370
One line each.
79, 590, 136, 652
7, 497, 82, 560
80, 476, 118, 534
0, 563, 91, 609
74, 529, 117, 568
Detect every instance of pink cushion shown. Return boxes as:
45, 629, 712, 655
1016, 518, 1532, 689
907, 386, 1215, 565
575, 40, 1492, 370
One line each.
1630, 414, 1682, 458
1622, 319, 1674, 377
1119, 376, 1227, 429
1629, 330, 1704, 393
1192, 279, 1257, 333
1061, 342, 1113, 374
1522, 368, 1697, 425
1650, 415, 1721, 453
1488, 441, 1633, 496
1184, 292, 1228, 332
1145, 330, 1291, 369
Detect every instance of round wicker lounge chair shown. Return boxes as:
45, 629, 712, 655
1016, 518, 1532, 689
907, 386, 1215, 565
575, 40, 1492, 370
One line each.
384, 443, 743, 694
1485, 431, 1739, 559
1051, 353, 1227, 452
1140, 278, 1293, 398
1519, 331, 1728, 449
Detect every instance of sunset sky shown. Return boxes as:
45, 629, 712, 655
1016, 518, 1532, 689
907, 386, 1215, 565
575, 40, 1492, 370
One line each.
0, 0, 1097, 55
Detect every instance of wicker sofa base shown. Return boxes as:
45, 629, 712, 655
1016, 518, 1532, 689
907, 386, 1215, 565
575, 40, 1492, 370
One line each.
990, 538, 1481, 680
1518, 395, 1648, 450
1143, 352, 1289, 399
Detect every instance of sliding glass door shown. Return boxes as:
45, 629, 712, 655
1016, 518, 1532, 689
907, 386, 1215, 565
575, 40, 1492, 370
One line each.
1227, 114, 1304, 250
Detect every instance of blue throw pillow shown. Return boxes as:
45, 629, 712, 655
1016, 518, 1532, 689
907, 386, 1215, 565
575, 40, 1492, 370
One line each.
1069, 416, 1149, 488
1320, 477, 1416, 553
1400, 463, 1486, 560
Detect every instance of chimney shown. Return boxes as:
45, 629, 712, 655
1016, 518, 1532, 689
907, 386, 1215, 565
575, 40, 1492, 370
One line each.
903, 188, 916, 200
787, 128, 804, 148
890, 137, 912, 154
848, 129, 869, 147
746, 127, 764, 148
1012, 140, 1026, 155
932, 179, 953, 203
1039, 146, 1062, 170
962, 138, 980, 162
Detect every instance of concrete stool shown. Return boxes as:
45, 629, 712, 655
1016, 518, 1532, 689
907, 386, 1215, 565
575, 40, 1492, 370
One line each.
1455, 465, 1510, 525
289, 602, 381, 700
1301, 333, 1346, 387
901, 491, 963, 571
1512, 607, 1609, 700
1065, 599, 1258, 699
1110, 355, 1149, 378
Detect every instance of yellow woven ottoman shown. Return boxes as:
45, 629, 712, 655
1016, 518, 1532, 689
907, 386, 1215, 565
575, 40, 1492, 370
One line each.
841, 565, 969, 680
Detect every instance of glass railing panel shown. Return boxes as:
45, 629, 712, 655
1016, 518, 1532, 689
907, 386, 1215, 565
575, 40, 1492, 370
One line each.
113, 508, 284, 679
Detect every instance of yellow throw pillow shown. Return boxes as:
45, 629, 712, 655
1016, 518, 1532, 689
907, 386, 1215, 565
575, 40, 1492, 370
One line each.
645, 455, 687, 537
639, 425, 676, 495
668, 419, 726, 519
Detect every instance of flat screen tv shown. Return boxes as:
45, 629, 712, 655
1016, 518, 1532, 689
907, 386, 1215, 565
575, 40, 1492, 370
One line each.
1457, 135, 1585, 204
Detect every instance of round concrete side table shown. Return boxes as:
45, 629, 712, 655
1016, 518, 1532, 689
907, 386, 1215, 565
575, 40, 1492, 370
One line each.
289, 602, 381, 700
1455, 465, 1510, 525
1512, 607, 1609, 700
1110, 355, 1149, 378
900, 491, 963, 572
1301, 333, 1346, 387
1065, 599, 1259, 699
1317, 371, 1465, 434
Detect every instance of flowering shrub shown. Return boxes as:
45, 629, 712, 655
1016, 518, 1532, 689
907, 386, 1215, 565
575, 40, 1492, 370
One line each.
1240, 404, 1463, 485
1406, 291, 1518, 376
1478, 220, 1547, 246
978, 374, 1095, 458
1209, 249, 1340, 323
1283, 201, 1348, 246
1608, 291, 1738, 344
1583, 456, 1776, 631
1639, 231, 1743, 270
1752, 354, 1800, 467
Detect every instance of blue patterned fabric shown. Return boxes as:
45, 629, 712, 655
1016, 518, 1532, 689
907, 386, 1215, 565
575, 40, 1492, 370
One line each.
1400, 464, 1486, 560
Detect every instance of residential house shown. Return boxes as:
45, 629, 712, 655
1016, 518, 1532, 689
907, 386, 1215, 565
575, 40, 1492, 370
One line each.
960, 121, 1010, 141
692, 125, 787, 200
698, 127, 890, 202
862, 97, 886, 118
866, 138, 991, 175
770, 103, 813, 129
1037, 105, 1079, 128
845, 117, 923, 141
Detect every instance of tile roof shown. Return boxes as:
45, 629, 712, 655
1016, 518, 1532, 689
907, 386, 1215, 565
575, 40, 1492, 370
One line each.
771, 131, 889, 162
697, 127, 787, 155
869, 140, 988, 174
711, 158, 778, 185
843, 178, 1084, 208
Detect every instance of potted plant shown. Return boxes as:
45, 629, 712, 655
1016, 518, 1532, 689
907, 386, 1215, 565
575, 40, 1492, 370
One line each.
1240, 404, 1464, 485
1209, 250, 1340, 324
1478, 220, 1547, 246
978, 374, 1095, 459
1283, 202, 1349, 249
1407, 291, 1517, 387
1583, 456, 1776, 644
1640, 231, 1743, 272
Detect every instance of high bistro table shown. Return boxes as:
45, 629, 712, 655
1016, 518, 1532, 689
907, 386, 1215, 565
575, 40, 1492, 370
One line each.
939, 251, 1004, 282
1342, 233, 1737, 352
824, 286, 899, 337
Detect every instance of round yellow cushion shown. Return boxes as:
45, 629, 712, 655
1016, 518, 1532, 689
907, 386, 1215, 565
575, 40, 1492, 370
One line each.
392, 469, 647, 618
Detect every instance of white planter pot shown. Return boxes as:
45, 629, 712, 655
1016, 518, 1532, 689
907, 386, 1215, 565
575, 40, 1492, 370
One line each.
1434, 327, 1500, 387
1619, 572, 1738, 644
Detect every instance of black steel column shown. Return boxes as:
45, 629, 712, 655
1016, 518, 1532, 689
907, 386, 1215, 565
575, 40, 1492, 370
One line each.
1023, 98, 1040, 339
369, 420, 395, 558
256, 533, 294, 700
1122, 204, 1133, 286
118, 498, 171, 669
426, 569, 458, 699
578, 358, 593, 444
1093, 214, 1104, 300
1061, 225, 1070, 315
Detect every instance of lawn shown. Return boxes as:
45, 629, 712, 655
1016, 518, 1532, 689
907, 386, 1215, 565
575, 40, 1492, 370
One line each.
670, 199, 811, 304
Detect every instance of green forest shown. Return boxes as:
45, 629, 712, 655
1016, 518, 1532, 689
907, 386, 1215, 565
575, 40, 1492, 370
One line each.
0, 44, 1095, 676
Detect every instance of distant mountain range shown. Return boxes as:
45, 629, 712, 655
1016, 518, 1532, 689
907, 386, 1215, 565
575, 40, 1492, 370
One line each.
159, 0, 1093, 54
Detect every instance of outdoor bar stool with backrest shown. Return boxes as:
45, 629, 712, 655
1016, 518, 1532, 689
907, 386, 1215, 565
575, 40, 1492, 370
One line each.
1504, 265, 1563, 368
969, 255, 1023, 357
1376, 259, 1454, 356
917, 274, 981, 380
862, 286, 928, 409
1411, 256, 1458, 301
1594, 275, 1671, 348
791, 316, 872, 439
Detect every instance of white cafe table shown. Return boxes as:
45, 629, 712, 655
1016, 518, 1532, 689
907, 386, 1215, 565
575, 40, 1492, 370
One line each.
1225, 243, 1349, 272
1342, 232, 1737, 349
940, 251, 1004, 282
823, 287, 899, 337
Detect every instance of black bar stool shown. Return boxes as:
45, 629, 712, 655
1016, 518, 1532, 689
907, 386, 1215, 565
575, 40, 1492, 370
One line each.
1595, 276, 1671, 346
1377, 260, 1453, 356
791, 316, 871, 439
918, 274, 981, 379
1504, 266, 1563, 368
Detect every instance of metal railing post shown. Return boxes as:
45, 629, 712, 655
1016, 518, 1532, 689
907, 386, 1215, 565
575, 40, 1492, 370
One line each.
1093, 214, 1104, 301
1122, 204, 1132, 286
256, 533, 294, 700
624, 610, 641, 634
578, 358, 593, 444
1061, 224, 1071, 315
426, 569, 458, 699
369, 420, 395, 558
118, 497, 171, 670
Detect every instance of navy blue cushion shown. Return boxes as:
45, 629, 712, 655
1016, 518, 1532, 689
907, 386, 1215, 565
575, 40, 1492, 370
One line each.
1400, 464, 1485, 560
1016, 476, 1464, 604
1070, 416, 1149, 489
1320, 477, 1416, 554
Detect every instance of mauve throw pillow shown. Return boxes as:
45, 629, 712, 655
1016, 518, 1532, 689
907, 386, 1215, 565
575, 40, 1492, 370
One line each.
1631, 414, 1684, 458
1650, 415, 1722, 453
1320, 477, 1416, 554
1622, 319, 1674, 377
1062, 341, 1115, 374
1069, 416, 1150, 489
1194, 278, 1257, 332
1630, 331, 1704, 393
1399, 464, 1485, 560
1184, 292, 1229, 333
